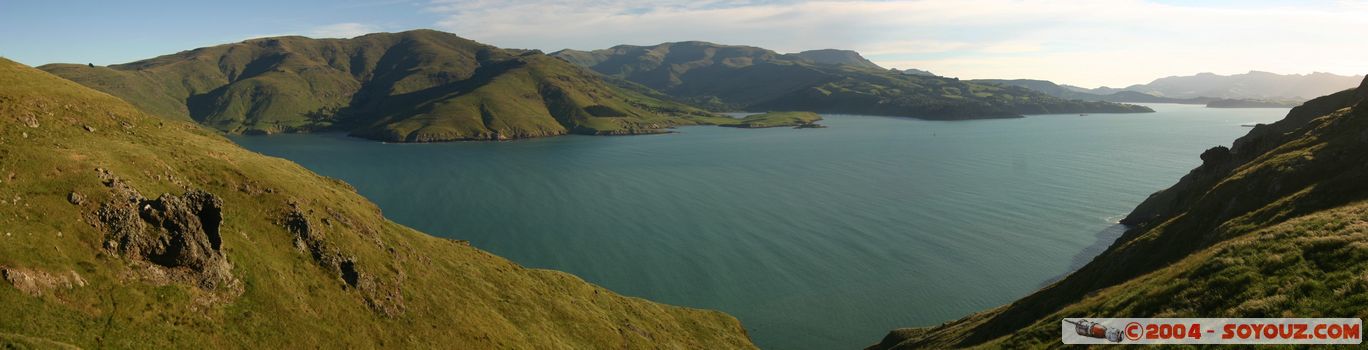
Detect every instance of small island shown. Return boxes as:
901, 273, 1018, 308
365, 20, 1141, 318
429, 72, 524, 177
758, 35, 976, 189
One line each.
720, 111, 826, 128
1206, 98, 1301, 108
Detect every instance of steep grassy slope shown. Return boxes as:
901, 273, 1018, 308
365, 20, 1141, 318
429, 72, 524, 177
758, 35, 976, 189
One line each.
552, 42, 1152, 118
40, 30, 719, 142
869, 76, 1368, 349
0, 58, 755, 348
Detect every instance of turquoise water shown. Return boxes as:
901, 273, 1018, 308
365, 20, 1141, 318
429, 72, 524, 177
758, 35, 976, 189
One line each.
231, 104, 1289, 349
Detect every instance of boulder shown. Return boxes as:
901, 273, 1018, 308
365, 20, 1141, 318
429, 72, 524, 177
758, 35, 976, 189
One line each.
96, 172, 234, 290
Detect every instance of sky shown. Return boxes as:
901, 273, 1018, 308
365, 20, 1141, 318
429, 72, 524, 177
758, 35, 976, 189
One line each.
1, 0, 1365, 88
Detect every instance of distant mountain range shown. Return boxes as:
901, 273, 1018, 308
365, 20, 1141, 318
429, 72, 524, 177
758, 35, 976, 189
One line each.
974, 71, 1361, 108
40, 30, 1150, 144
1106, 71, 1361, 100
552, 41, 1149, 118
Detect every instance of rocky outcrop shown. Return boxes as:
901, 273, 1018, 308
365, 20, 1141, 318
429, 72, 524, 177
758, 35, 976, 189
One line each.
93, 169, 236, 291
1121, 78, 1366, 226
1, 267, 86, 297
283, 203, 405, 317
1198, 145, 1233, 169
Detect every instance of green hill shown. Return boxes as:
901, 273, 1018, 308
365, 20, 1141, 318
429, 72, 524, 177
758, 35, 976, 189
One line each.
869, 76, 1368, 349
0, 57, 755, 348
39, 30, 722, 142
551, 42, 1152, 118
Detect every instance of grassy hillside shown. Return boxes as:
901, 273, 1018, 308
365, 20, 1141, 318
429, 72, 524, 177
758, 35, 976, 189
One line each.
40, 30, 720, 142
552, 42, 1152, 118
869, 76, 1368, 349
0, 57, 755, 348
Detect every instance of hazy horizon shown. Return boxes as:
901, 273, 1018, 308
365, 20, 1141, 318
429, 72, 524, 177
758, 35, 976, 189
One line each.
2, 0, 1365, 88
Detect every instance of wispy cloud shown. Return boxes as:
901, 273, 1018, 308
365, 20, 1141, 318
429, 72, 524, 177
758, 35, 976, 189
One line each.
307, 22, 384, 38
242, 22, 383, 41
857, 40, 973, 56
422, 0, 1368, 87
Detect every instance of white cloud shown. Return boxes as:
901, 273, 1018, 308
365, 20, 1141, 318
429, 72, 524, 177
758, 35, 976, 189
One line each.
307, 23, 384, 38
977, 41, 1044, 54
421, 0, 1368, 87
857, 40, 973, 56
241, 22, 384, 41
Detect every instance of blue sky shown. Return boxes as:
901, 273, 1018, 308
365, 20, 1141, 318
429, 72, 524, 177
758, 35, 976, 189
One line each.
2, 0, 1364, 87
0, 0, 436, 65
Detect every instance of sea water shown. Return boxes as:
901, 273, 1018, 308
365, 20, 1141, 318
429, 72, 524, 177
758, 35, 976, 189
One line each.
231, 104, 1289, 349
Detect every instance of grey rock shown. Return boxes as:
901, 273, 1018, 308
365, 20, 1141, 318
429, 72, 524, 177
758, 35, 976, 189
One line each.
96, 175, 234, 290
284, 204, 405, 317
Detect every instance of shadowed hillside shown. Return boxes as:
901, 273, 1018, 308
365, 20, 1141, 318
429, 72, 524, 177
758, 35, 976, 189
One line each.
870, 76, 1368, 349
0, 57, 755, 348
553, 42, 1152, 118
786, 49, 883, 69
40, 30, 727, 142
